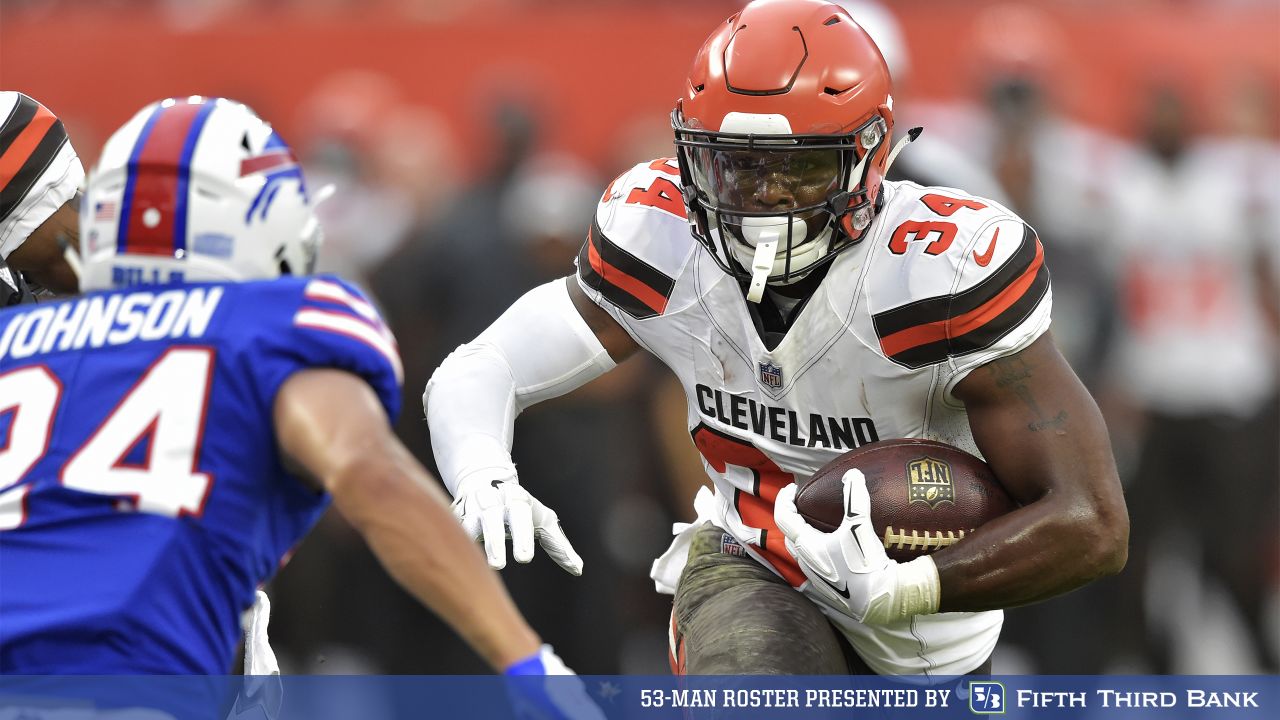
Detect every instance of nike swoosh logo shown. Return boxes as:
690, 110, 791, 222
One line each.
808, 524, 864, 600
973, 227, 1000, 267
814, 573, 851, 599
848, 521, 866, 556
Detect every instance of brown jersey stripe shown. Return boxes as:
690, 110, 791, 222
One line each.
575, 219, 674, 319
0, 94, 40, 158
578, 240, 658, 319
884, 257, 1050, 369
589, 217, 675, 300
0, 98, 58, 189
872, 223, 1040, 339
949, 261, 1050, 355
879, 236, 1045, 356
0, 101, 68, 223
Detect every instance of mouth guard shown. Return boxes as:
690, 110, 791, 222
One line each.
747, 236, 779, 303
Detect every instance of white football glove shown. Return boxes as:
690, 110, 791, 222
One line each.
774, 469, 941, 625
452, 469, 583, 576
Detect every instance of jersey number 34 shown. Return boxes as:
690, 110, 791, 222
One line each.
888, 194, 987, 255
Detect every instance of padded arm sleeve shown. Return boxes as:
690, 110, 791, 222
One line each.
423, 279, 617, 495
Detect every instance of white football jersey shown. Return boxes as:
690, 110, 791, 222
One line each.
576, 158, 1052, 676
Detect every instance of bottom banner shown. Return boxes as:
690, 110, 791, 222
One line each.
0, 675, 1275, 719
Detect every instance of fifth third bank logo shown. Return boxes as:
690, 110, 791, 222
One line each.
969, 681, 1006, 714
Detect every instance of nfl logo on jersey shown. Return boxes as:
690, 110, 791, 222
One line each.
758, 362, 783, 389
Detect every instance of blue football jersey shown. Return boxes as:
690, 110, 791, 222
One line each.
0, 275, 402, 673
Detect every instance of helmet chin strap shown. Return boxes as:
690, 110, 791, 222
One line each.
746, 239, 777, 303
60, 234, 83, 288
883, 127, 923, 176
837, 126, 921, 235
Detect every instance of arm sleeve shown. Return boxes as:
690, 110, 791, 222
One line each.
423, 279, 617, 495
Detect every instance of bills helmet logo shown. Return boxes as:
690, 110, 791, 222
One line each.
758, 361, 783, 389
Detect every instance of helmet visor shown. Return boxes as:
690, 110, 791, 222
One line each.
688, 146, 843, 216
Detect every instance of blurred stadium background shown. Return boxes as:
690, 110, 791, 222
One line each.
3, 0, 1277, 675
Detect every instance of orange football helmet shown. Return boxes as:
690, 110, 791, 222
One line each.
673, 0, 902, 300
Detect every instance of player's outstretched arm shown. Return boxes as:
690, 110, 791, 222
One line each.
938, 332, 1129, 611
423, 277, 638, 574
274, 368, 542, 671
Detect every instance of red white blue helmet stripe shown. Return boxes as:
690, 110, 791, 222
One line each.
116, 99, 217, 256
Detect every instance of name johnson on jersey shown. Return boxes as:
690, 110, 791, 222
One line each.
0, 286, 221, 361
695, 384, 878, 450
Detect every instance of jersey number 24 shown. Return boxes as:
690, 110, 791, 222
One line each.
0, 348, 214, 530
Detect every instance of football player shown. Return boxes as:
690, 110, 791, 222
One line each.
0, 97, 603, 718
425, 0, 1128, 676
0, 91, 83, 302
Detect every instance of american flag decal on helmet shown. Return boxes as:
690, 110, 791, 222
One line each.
94, 201, 117, 221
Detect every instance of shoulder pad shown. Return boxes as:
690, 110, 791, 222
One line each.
237, 276, 403, 420
576, 159, 697, 319
0, 92, 83, 258
868, 183, 1051, 368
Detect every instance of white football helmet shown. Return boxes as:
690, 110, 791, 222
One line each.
80, 97, 322, 291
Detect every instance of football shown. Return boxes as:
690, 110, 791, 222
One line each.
794, 438, 1016, 562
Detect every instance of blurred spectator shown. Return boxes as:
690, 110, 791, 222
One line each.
372, 97, 543, 466
269, 96, 551, 674
350, 90, 676, 672
913, 3, 1126, 389
500, 154, 599, 280
296, 71, 430, 285
1101, 85, 1279, 673
836, 0, 1011, 204
1209, 73, 1280, 342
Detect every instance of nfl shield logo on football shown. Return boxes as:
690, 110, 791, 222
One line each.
907, 457, 956, 508
758, 361, 783, 389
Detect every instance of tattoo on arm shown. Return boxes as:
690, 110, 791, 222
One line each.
987, 354, 1068, 433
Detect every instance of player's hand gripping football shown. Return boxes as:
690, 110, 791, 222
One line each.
774, 469, 941, 625
452, 469, 584, 575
